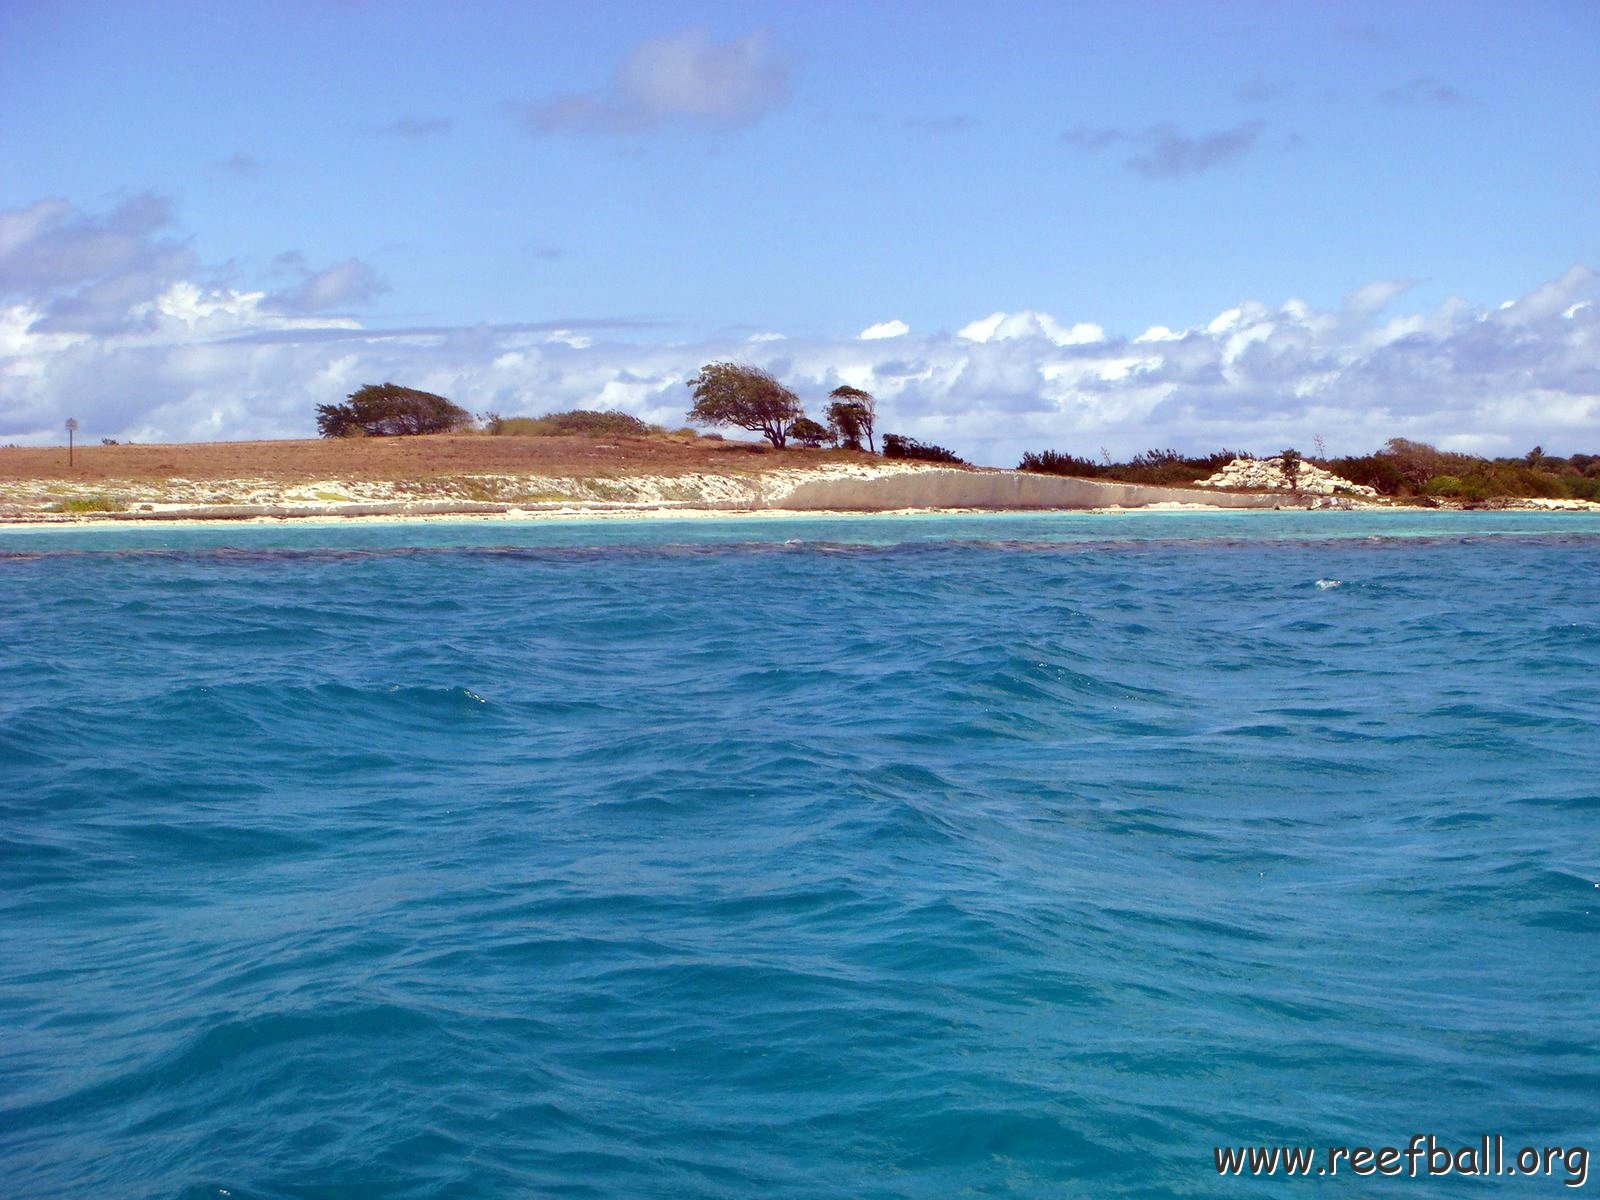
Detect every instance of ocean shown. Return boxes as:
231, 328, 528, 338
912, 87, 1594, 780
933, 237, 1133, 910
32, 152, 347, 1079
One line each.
2, 510, 1597, 1197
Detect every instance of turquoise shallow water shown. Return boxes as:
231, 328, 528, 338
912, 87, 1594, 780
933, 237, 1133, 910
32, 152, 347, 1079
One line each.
2, 511, 1597, 1197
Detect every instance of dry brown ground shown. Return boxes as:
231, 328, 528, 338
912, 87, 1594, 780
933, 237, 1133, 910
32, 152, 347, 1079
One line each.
0, 434, 881, 484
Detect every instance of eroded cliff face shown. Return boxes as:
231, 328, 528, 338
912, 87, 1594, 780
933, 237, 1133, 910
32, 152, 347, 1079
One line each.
771, 469, 1285, 511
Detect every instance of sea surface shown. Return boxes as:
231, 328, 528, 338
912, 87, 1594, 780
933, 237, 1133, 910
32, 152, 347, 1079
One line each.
2, 510, 1597, 1198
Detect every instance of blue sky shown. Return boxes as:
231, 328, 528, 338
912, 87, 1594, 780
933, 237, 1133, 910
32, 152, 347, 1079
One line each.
3, 1, 1597, 462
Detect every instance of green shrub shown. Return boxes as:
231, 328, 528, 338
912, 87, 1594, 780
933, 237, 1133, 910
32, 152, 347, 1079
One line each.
1424, 474, 1465, 497
492, 410, 661, 438
53, 494, 127, 513
882, 433, 967, 464
1017, 446, 1249, 485
1565, 475, 1600, 501
1018, 450, 1103, 477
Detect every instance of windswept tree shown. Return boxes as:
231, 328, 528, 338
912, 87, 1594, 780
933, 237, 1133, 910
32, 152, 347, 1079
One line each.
317, 383, 471, 438
686, 362, 804, 449
826, 385, 876, 452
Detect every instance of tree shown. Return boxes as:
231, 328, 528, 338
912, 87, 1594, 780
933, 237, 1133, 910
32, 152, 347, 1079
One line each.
686, 362, 804, 448
317, 383, 471, 438
1279, 447, 1303, 491
827, 385, 876, 452
788, 417, 833, 448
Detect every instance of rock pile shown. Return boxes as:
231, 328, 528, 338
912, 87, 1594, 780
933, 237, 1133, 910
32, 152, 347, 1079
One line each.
1198, 457, 1378, 497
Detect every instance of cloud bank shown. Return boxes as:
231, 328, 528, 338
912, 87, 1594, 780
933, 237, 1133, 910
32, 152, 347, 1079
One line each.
2, 198, 1596, 465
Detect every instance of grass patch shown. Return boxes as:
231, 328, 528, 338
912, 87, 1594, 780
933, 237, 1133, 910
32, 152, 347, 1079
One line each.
52, 494, 128, 513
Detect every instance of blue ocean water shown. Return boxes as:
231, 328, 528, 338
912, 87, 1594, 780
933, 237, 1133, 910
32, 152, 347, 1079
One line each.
2, 510, 1597, 1198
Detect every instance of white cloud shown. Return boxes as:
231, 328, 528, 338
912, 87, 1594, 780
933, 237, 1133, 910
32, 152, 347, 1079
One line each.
958, 311, 1103, 346
515, 29, 788, 135
1345, 278, 1414, 315
859, 319, 909, 340
2, 199, 1596, 465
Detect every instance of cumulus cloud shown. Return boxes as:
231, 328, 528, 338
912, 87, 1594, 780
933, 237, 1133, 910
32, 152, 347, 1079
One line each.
2, 199, 1596, 464
958, 312, 1104, 346
0, 194, 197, 333
860, 319, 909, 340
514, 29, 787, 135
1063, 121, 1265, 178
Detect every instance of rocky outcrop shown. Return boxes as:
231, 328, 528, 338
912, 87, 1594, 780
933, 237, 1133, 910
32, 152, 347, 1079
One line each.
1198, 457, 1377, 496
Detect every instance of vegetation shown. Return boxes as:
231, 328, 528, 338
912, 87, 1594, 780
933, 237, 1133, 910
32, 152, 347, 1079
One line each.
787, 417, 833, 448
1327, 440, 1600, 503
53, 494, 127, 513
826, 386, 876, 452
686, 362, 806, 448
1279, 447, 1303, 491
317, 383, 471, 438
882, 433, 967, 464
1018, 438, 1600, 502
1017, 447, 1247, 486
485, 409, 661, 438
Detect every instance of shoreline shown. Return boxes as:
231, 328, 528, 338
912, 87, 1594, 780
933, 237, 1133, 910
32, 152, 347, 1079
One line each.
6, 445, 1596, 532
3, 496, 1597, 535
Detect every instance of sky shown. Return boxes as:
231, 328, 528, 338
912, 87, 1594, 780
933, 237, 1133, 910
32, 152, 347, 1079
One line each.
2, 0, 1598, 464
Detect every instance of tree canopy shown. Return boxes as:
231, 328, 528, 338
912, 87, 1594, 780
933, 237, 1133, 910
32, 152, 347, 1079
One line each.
316, 383, 471, 438
788, 417, 832, 448
685, 362, 804, 448
826, 386, 876, 452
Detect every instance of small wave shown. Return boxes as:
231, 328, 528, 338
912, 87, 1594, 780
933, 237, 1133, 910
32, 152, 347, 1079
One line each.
1315, 578, 1341, 589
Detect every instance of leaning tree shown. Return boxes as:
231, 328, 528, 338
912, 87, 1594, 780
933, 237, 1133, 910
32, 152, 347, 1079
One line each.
685, 362, 805, 449
316, 383, 471, 438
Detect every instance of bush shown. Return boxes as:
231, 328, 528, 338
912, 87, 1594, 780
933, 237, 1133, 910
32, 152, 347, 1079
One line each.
1017, 447, 1250, 485
1423, 474, 1465, 498
882, 433, 967, 464
1018, 450, 1105, 477
491, 410, 660, 438
53, 494, 127, 513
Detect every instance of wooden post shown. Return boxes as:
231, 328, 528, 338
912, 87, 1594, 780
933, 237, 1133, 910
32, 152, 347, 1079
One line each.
66, 417, 78, 467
